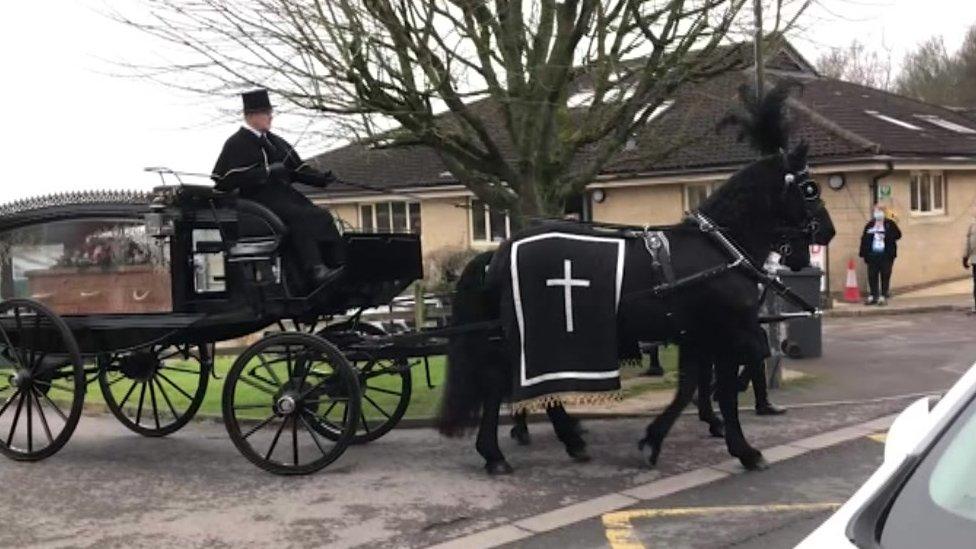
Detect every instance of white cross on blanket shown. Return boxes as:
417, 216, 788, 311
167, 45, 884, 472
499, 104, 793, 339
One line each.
546, 259, 591, 333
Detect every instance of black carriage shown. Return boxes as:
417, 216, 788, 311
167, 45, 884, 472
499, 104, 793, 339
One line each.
0, 185, 442, 474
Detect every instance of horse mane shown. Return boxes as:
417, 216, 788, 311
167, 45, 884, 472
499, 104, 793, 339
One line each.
717, 79, 800, 155
693, 80, 805, 257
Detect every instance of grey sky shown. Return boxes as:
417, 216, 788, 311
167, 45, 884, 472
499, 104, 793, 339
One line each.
1, 0, 974, 204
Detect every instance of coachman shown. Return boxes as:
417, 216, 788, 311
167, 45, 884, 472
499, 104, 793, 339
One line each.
211, 88, 345, 286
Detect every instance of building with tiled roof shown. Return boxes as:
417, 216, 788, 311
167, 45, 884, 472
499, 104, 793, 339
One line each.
307, 41, 976, 298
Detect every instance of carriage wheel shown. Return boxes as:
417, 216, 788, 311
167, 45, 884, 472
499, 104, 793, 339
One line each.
348, 357, 412, 444
98, 344, 210, 437
222, 332, 361, 475
0, 299, 84, 461
318, 322, 413, 444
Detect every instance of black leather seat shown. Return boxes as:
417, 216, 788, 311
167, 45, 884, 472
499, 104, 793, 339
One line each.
227, 200, 287, 261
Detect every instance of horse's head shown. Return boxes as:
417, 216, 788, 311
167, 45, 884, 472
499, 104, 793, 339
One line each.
709, 79, 837, 272
773, 142, 836, 271
765, 141, 836, 271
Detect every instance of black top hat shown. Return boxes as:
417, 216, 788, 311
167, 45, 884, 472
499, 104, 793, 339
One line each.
242, 89, 273, 113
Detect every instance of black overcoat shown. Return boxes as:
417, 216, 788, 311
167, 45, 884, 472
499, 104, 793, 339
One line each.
211, 128, 341, 246
858, 218, 902, 262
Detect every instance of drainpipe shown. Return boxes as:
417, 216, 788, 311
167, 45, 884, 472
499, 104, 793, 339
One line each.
870, 161, 894, 209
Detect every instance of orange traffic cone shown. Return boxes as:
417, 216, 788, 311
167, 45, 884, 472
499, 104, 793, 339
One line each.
843, 259, 860, 303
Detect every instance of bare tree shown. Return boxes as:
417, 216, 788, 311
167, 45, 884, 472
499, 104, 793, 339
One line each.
952, 25, 976, 108
894, 24, 976, 109
895, 36, 959, 106
815, 39, 891, 90
110, 0, 810, 220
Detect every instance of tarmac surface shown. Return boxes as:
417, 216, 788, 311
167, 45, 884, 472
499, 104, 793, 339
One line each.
0, 311, 973, 548
509, 435, 885, 549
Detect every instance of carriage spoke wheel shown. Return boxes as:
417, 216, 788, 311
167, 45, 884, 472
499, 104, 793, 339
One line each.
222, 332, 361, 475
322, 357, 411, 445
318, 323, 412, 445
98, 344, 210, 437
0, 299, 84, 461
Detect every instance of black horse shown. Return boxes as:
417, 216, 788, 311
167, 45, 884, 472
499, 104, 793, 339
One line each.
437, 85, 835, 474
510, 202, 834, 446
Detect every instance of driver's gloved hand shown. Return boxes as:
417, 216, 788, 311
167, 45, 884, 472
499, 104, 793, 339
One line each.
267, 162, 290, 182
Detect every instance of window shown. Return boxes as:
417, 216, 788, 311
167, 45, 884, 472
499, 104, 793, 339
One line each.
914, 114, 976, 134
471, 199, 510, 243
865, 110, 923, 131
0, 218, 173, 312
684, 182, 719, 212
358, 202, 421, 233
566, 83, 640, 109
910, 171, 946, 215
192, 229, 225, 294
878, 397, 976, 548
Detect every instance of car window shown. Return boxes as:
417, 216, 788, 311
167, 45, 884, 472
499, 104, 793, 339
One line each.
929, 411, 976, 521
880, 398, 976, 548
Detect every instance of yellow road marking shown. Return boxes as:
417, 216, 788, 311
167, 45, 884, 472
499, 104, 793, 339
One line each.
602, 503, 841, 549
868, 432, 887, 443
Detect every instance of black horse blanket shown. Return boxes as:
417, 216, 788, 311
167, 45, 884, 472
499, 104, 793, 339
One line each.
499, 229, 626, 412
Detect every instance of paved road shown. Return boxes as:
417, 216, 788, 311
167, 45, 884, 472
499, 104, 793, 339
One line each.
512, 435, 885, 549
744, 311, 976, 409
0, 311, 971, 548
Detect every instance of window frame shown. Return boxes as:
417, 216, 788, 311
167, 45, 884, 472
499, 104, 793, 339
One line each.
469, 198, 511, 244
909, 171, 947, 217
357, 201, 422, 234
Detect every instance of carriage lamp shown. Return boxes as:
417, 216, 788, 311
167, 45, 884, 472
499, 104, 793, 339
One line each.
827, 173, 846, 191
146, 187, 178, 238
145, 212, 175, 239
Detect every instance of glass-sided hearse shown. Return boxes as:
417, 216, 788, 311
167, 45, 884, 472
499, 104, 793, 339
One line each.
0, 185, 434, 474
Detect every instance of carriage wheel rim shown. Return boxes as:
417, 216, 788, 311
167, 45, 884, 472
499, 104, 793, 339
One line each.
0, 299, 84, 462
97, 344, 210, 438
222, 332, 360, 475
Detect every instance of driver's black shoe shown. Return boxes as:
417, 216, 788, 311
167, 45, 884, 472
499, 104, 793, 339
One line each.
311, 264, 346, 286
756, 402, 787, 416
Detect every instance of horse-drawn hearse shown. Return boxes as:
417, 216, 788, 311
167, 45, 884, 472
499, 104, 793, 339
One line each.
2, 83, 835, 480
0, 184, 443, 474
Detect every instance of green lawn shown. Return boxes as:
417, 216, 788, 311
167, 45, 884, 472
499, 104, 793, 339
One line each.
81, 355, 448, 421
79, 346, 678, 423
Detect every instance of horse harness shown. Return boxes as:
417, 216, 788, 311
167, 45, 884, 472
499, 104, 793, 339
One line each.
624, 212, 819, 316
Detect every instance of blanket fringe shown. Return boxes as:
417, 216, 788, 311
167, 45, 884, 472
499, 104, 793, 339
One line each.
618, 358, 643, 369
512, 390, 624, 414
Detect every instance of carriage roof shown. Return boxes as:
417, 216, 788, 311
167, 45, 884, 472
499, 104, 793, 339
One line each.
0, 190, 152, 233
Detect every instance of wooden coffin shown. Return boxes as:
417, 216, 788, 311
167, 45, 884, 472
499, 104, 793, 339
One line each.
26, 265, 173, 315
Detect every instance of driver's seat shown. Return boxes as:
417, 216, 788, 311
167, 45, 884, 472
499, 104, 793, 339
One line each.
227, 199, 287, 262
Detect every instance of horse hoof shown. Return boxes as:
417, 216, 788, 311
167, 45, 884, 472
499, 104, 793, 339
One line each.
741, 454, 769, 471
510, 426, 532, 446
638, 438, 662, 468
568, 447, 591, 463
708, 423, 725, 438
485, 460, 514, 475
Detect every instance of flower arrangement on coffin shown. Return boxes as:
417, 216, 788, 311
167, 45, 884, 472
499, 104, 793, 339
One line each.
56, 226, 163, 269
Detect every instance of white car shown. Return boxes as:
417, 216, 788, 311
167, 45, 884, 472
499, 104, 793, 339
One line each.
798, 361, 976, 548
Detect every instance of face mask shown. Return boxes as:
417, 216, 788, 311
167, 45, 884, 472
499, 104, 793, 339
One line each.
873, 211, 884, 221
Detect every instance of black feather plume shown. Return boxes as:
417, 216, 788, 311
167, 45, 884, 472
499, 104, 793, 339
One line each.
717, 80, 800, 155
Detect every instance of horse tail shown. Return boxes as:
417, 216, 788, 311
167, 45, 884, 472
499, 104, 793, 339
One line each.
437, 250, 503, 437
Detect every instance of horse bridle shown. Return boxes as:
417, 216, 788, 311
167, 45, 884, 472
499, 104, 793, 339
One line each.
774, 156, 822, 257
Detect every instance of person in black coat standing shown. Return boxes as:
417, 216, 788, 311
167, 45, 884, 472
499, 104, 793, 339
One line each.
858, 204, 902, 306
212, 89, 345, 286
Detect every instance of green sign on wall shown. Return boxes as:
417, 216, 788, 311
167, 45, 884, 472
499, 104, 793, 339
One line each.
879, 184, 892, 198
